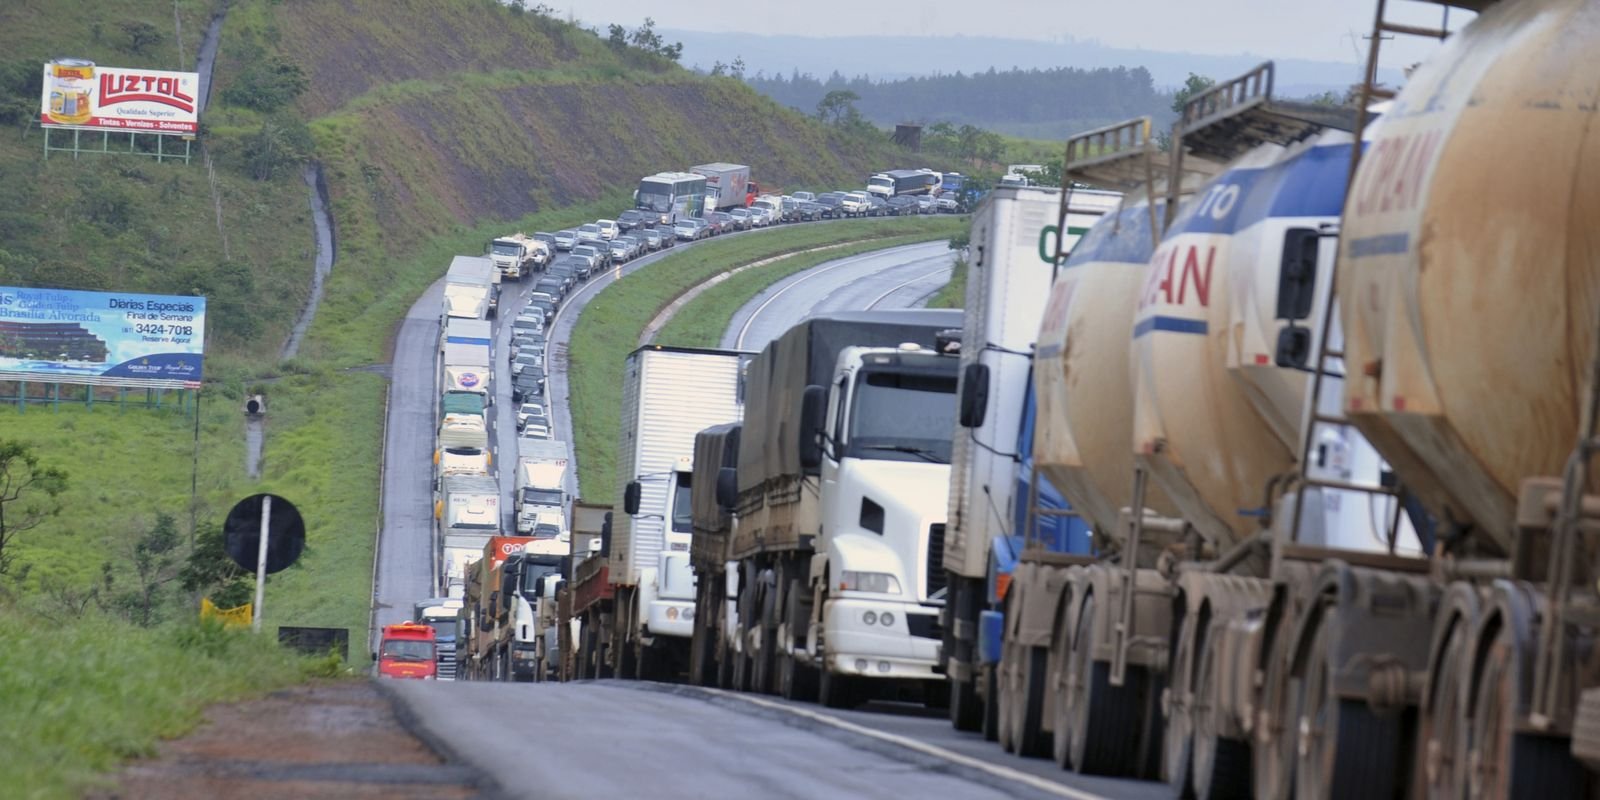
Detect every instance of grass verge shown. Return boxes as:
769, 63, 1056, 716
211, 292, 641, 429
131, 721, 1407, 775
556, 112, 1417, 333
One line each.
569, 217, 961, 504
925, 256, 968, 309
0, 616, 325, 799
653, 229, 962, 348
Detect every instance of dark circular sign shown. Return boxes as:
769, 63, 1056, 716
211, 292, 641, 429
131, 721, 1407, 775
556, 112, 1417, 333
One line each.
223, 493, 306, 574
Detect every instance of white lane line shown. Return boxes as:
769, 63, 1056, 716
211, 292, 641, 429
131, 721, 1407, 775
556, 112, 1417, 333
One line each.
734, 242, 942, 349
702, 688, 1110, 800
864, 265, 953, 310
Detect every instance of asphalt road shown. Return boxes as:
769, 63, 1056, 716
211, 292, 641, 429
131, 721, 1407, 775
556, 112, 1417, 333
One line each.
722, 240, 955, 350
389, 679, 1071, 800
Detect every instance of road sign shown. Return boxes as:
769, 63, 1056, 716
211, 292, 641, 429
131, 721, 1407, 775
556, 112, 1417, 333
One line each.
223, 493, 305, 574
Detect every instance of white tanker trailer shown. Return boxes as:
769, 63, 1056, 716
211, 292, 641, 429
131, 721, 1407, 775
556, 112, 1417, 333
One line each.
1329, 0, 1600, 795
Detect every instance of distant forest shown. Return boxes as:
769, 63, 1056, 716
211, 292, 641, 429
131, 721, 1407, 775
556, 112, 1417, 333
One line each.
744, 66, 1177, 140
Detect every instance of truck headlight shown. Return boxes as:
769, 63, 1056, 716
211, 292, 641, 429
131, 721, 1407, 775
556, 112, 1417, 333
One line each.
838, 571, 901, 595
682, 606, 695, 622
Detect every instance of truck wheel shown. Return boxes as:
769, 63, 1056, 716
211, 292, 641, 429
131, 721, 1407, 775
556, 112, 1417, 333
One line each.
635, 640, 654, 682
1465, 617, 1587, 800
949, 673, 982, 732
1254, 606, 1300, 800
1191, 629, 1250, 800
1011, 645, 1051, 758
1163, 615, 1196, 794
1068, 593, 1146, 777
779, 583, 818, 702
1050, 605, 1076, 769
982, 664, 1000, 742
1295, 608, 1406, 800
997, 642, 1018, 753
716, 639, 734, 690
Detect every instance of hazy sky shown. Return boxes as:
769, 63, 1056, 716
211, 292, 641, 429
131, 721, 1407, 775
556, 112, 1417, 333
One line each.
561, 0, 1466, 67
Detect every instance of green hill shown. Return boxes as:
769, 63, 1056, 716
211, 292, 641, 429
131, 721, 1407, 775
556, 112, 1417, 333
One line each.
0, 0, 912, 632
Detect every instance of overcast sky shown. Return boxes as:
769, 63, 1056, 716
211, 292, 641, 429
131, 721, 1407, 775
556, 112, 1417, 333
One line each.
560, 0, 1465, 67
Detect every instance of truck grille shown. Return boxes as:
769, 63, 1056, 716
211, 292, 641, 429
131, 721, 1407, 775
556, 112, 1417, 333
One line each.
436, 642, 458, 681
926, 523, 947, 598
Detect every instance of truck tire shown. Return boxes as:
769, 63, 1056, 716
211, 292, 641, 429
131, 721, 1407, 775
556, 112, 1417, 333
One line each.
716, 638, 734, 689
982, 664, 1000, 742
1295, 608, 1407, 800
751, 581, 777, 695
950, 674, 982, 732
779, 580, 818, 702
1068, 593, 1146, 777
1010, 645, 1051, 758
1191, 631, 1250, 800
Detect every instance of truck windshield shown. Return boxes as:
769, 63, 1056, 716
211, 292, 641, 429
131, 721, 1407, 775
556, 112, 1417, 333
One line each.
869, 177, 893, 189
847, 368, 957, 464
420, 616, 456, 640
521, 561, 560, 592
380, 639, 433, 661
672, 472, 692, 533
491, 242, 520, 256
521, 488, 562, 507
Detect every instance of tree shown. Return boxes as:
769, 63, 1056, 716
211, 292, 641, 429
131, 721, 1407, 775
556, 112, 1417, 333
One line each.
0, 440, 68, 576
607, 24, 628, 51
730, 57, 746, 80
120, 20, 162, 55
180, 520, 252, 608
816, 89, 861, 126
101, 512, 184, 627
1171, 72, 1216, 114
222, 56, 309, 112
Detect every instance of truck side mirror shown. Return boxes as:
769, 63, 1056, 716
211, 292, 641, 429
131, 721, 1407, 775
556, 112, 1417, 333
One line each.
599, 513, 613, 557
798, 384, 828, 472
716, 466, 739, 511
624, 481, 642, 516
533, 577, 546, 596
1276, 228, 1319, 321
1275, 326, 1312, 370
500, 571, 516, 601
958, 363, 990, 428
559, 555, 573, 579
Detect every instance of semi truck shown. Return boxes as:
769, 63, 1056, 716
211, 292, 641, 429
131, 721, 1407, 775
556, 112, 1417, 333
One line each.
457, 535, 539, 680
686, 422, 742, 688
438, 390, 488, 451
435, 474, 501, 596
565, 503, 613, 680
569, 345, 750, 682
412, 597, 464, 680
937, 184, 1116, 735
376, 623, 437, 680
442, 255, 498, 322
708, 310, 963, 707
488, 233, 547, 280
690, 163, 757, 210
500, 546, 566, 681
515, 438, 569, 536
441, 318, 492, 396
866, 169, 933, 200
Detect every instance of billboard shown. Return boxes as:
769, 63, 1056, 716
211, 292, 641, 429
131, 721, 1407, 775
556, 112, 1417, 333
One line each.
0, 285, 205, 388
39, 60, 200, 135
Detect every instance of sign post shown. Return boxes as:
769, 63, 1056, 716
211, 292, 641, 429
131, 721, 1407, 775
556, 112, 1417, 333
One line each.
252, 496, 272, 633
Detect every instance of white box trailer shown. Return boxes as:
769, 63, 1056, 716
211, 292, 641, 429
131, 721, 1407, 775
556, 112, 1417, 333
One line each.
516, 438, 570, 535
610, 345, 751, 675
443, 255, 497, 322
442, 318, 493, 395
435, 474, 500, 594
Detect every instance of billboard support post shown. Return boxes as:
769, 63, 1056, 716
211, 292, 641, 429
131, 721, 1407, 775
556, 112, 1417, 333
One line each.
42, 126, 192, 165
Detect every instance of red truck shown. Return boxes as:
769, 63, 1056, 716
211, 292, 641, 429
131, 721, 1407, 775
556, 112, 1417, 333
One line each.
377, 623, 437, 679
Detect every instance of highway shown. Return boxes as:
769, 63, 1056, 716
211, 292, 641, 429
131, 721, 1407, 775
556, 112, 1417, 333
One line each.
722, 240, 955, 350
374, 226, 1167, 799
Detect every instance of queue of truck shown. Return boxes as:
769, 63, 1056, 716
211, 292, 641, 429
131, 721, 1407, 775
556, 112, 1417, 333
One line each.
525, 2, 1600, 794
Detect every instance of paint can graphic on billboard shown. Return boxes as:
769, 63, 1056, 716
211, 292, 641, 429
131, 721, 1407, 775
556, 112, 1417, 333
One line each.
45, 59, 95, 126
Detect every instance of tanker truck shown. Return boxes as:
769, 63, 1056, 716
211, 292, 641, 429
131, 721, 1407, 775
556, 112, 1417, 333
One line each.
938, 183, 1115, 735
1257, 1, 1600, 796
1007, 62, 1422, 790
722, 310, 963, 706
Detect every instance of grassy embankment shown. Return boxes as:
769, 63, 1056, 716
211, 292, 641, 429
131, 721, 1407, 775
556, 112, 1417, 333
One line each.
0, 617, 324, 799
925, 258, 968, 309
569, 217, 959, 504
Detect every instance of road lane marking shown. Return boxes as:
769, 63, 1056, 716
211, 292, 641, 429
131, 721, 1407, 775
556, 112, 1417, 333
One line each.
701, 688, 1110, 800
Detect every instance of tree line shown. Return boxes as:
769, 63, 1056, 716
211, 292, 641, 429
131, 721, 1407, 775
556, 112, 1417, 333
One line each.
746, 66, 1177, 139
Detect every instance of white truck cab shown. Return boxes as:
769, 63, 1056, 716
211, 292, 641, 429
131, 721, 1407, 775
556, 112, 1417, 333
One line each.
804, 342, 959, 687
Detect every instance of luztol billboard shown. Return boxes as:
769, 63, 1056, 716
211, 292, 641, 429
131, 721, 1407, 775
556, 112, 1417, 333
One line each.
0, 286, 206, 388
39, 59, 200, 135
